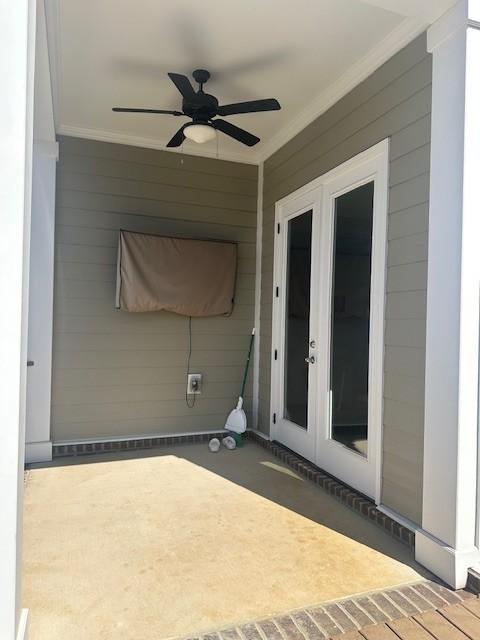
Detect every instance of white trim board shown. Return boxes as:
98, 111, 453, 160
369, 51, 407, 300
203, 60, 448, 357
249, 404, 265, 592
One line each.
25, 441, 53, 464
416, 529, 480, 590
45, 2, 427, 165
252, 162, 264, 429
33, 139, 59, 159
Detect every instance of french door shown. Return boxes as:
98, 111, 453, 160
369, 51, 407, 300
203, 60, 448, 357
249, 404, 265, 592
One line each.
271, 142, 388, 500
272, 189, 322, 460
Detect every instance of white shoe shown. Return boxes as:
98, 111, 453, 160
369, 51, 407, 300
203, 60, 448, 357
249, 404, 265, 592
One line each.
222, 436, 236, 450
208, 438, 220, 453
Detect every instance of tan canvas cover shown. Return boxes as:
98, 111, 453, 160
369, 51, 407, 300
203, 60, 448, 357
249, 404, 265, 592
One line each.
116, 230, 237, 316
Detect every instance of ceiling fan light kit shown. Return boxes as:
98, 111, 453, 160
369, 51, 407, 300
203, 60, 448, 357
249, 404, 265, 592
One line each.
113, 68, 281, 147
184, 123, 216, 144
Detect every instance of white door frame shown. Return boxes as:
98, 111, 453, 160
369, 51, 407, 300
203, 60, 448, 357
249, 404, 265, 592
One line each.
271, 140, 389, 502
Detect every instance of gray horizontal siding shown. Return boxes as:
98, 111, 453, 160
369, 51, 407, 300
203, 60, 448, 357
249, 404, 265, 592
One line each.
52, 136, 257, 442
259, 33, 431, 524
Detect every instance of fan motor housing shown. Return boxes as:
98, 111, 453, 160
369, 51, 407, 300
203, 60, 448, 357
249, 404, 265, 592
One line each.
182, 92, 218, 122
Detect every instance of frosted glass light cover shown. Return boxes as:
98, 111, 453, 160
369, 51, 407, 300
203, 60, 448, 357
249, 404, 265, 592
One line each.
184, 123, 216, 143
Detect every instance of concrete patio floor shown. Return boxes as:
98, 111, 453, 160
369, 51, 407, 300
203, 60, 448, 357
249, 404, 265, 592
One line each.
23, 440, 430, 639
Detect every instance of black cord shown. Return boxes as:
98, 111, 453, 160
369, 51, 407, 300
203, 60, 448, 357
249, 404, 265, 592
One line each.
185, 315, 196, 409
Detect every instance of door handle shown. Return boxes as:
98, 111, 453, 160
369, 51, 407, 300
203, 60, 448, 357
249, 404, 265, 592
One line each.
304, 355, 315, 364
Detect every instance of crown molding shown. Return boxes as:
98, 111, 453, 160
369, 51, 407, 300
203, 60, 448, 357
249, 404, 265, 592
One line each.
427, 0, 467, 51
56, 124, 258, 165
427, 0, 480, 52
50, 10, 427, 167
255, 16, 427, 162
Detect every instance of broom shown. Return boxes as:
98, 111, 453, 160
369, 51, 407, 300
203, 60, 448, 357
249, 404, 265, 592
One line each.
224, 328, 255, 434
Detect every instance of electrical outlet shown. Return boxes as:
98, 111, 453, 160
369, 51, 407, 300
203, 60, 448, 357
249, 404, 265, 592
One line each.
187, 373, 202, 395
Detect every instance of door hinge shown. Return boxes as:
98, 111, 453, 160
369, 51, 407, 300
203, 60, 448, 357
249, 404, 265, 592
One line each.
273, 413, 277, 424
275, 286, 279, 297
277, 223, 280, 234
274, 349, 278, 360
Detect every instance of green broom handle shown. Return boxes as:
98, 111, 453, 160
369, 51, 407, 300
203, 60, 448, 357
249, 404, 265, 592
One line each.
240, 329, 255, 398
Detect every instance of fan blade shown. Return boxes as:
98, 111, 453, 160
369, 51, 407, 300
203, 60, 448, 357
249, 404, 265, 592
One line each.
166, 125, 187, 148
113, 107, 183, 115
217, 98, 280, 116
168, 72, 196, 99
213, 119, 260, 147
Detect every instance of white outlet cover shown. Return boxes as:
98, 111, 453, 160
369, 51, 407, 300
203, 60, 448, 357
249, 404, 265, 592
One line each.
187, 373, 202, 395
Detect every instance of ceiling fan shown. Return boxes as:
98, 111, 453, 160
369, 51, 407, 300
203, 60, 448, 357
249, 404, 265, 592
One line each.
113, 69, 281, 147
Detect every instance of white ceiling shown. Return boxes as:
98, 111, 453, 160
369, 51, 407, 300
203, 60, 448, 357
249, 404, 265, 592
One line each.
45, 0, 454, 163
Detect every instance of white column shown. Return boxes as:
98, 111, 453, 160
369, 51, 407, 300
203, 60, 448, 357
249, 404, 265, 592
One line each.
252, 162, 263, 431
0, 0, 36, 637
416, 0, 480, 589
25, 0, 58, 464
25, 141, 57, 463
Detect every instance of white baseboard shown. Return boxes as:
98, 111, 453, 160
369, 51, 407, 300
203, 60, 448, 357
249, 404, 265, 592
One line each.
415, 528, 480, 589
25, 441, 52, 464
16, 609, 28, 640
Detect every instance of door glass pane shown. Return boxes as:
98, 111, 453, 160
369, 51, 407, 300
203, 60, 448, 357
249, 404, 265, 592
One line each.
284, 210, 312, 428
330, 182, 374, 456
